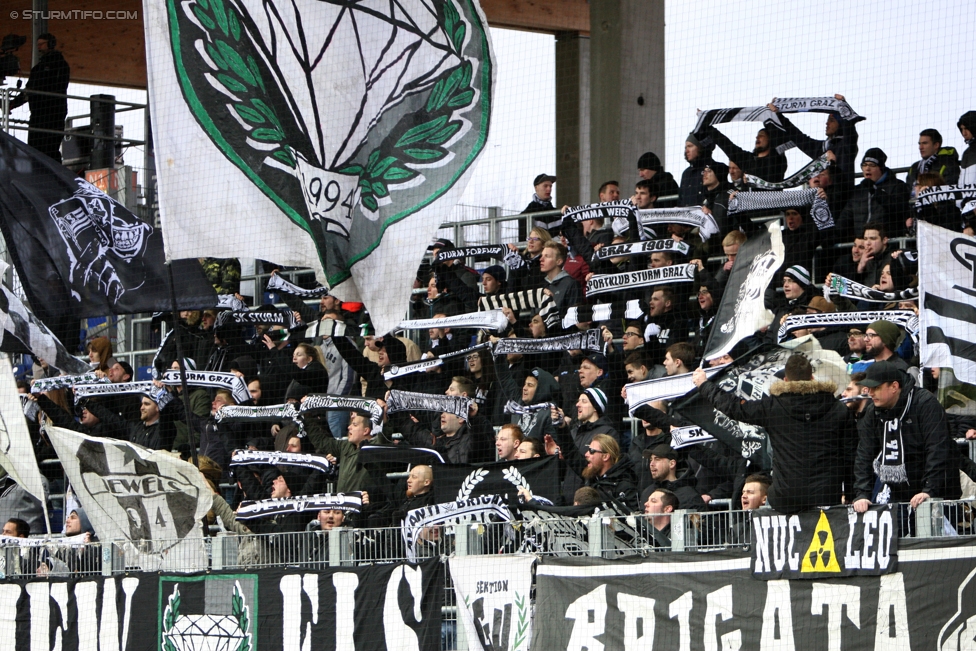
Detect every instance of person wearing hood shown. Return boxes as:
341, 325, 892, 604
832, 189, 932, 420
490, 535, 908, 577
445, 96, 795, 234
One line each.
693, 353, 856, 514
853, 362, 960, 519
700, 161, 730, 233
39, 507, 100, 575
701, 125, 788, 184
636, 152, 680, 208
837, 148, 912, 239
691, 279, 722, 356
495, 362, 559, 441
678, 132, 714, 207
957, 111, 976, 193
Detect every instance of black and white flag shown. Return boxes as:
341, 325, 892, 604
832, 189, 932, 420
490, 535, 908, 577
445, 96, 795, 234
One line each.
638, 207, 720, 241
625, 365, 728, 413
44, 425, 212, 570
161, 370, 250, 405
435, 245, 507, 263
704, 221, 784, 361
236, 492, 362, 520
919, 222, 976, 382
397, 310, 509, 332
586, 265, 696, 297
825, 274, 919, 303
728, 188, 834, 230
230, 449, 335, 475
563, 201, 637, 224
594, 238, 690, 260
778, 310, 919, 343
266, 273, 330, 297
386, 390, 473, 420
0, 261, 90, 375
434, 457, 561, 504
480, 289, 560, 330
562, 300, 645, 329
746, 154, 831, 190
491, 329, 602, 356
450, 554, 535, 651
0, 132, 216, 345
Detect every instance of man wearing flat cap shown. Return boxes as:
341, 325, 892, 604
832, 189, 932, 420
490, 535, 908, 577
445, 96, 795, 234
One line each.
853, 361, 960, 519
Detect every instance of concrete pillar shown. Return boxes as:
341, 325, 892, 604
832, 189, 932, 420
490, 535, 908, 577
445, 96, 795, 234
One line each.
589, 0, 665, 199
555, 32, 590, 207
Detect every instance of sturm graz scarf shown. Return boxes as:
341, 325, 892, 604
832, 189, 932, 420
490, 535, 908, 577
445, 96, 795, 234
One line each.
161, 370, 251, 405
693, 97, 864, 133
874, 387, 914, 485
670, 425, 716, 449
492, 329, 602, 356
693, 106, 779, 134
229, 449, 335, 475
728, 188, 834, 230
825, 275, 919, 303
746, 154, 831, 190
778, 310, 919, 343
31, 372, 104, 394
480, 289, 559, 330
586, 264, 696, 297
563, 201, 637, 224
915, 184, 976, 212
236, 492, 362, 520
562, 300, 645, 329
637, 207, 720, 241
435, 245, 507, 263
216, 404, 304, 435
266, 273, 329, 298
300, 395, 383, 433
227, 308, 299, 330
403, 495, 513, 562
386, 390, 473, 420
72, 381, 172, 410
397, 310, 509, 332
594, 239, 689, 260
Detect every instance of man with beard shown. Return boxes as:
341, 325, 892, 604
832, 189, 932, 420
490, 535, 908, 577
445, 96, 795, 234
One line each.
549, 429, 638, 511
861, 320, 909, 371
705, 126, 787, 183
642, 444, 706, 510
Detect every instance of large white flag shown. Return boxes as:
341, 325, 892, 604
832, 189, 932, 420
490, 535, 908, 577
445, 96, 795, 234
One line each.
45, 425, 212, 570
918, 221, 976, 382
450, 554, 535, 651
0, 354, 48, 505
143, 0, 495, 334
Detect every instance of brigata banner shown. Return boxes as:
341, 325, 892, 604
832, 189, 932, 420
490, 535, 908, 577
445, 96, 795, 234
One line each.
450, 554, 535, 651
752, 506, 897, 580
534, 537, 976, 650
0, 561, 442, 650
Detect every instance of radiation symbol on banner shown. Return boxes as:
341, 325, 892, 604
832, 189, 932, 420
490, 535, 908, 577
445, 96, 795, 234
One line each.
801, 510, 841, 573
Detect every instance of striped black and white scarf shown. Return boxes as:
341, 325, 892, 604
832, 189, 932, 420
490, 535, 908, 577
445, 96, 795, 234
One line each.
161, 370, 251, 405
874, 387, 914, 485
637, 207, 720, 241
586, 265, 696, 297
236, 493, 362, 521
72, 380, 164, 403
386, 390, 473, 420
728, 189, 834, 230
594, 239, 690, 261
777, 310, 919, 343
503, 401, 553, 416
745, 154, 831, 190
300, 394, 382, 421
824, 275, 919, 303
693, 97, 864, 133
915, 184, 976, 212
625, 365, 728, 413
562, 300, 645, 329
480, 289, 559, 330
31, 373, 104, 394
266, 273, 330, 298
216, 404, 304, 434
229, 449, 334, 474
563, 201, 637, 224
492, 329, 602, 356
397, 310, 509, 332
403, 495, 512, 562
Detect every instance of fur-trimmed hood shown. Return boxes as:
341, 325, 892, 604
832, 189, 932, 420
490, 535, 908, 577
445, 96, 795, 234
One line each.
768, 379, 838, 396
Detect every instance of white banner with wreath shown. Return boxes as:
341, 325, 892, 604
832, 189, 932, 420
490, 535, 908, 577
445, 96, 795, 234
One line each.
450, 554, 535, 651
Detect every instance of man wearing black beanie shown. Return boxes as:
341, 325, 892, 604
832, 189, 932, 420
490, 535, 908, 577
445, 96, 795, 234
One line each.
837, 148, 911, 239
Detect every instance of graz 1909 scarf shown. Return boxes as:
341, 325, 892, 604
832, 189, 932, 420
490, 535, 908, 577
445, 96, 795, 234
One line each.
386, 390, 473, 420
778, 310, 919, 343
403, 495, 513, 562
825, 274, 919, 303
728, 188, 835, 230
638, 207, 720, 241
586, 265, 696, 297
491, 329, 602, 355
161, 370, 251, 405
594, 238, 690, 260
236, 492, 362, 520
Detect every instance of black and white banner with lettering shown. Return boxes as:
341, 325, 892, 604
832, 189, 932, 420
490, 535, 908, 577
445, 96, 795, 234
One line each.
914, 184, 976, 212
266, 272, 330, 297
562, 300, 645, 329
403, 495, 513, 562
479, 289, 560, 330
704, 222, 785, 361
435, 244, 507, 263
728, 188, 834, 230
531, 537, 976, 651
778, 310, 919, 343
693, 96, 864, 133
450, 554, 535, 651
586, 265, 696, 297
624, 365, 728, 414
825, 274, 919, 303
919, 222, 976, 382
670, 425, 716, 449
637, 207, 720, 241
746, 154, 831, 190
751, 506, 897, 580
0, 562, 443, 650
434, 457, 561, 504
230, 449, 335, 475
594, 238, 690, 260
227, 308, 299, 330
386, 390, 473, 420
563, 201, 638, 224
491, 329, 602, 356
44, 425, 212, 571
31, 372, 104, 394
161, 369, 251, 405
236, 492, 362, 520
397, 310, 509, 332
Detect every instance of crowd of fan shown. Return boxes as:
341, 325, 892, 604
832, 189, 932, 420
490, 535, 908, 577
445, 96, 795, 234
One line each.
7, 102, 976, 551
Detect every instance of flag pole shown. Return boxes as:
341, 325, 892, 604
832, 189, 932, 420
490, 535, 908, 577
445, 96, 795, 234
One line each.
166, 262, 200, 470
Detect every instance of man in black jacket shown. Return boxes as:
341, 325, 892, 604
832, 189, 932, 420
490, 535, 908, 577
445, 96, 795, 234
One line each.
704, 126, 787, 183
692, 353, 855, 514
550, 431, 638, 511
9, 33, 69, 162
637, 152, 680, 208
837, 149, 912, 240
642, 444, 706, 511
853, 362, 960, 514
678, 134, 714, 207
